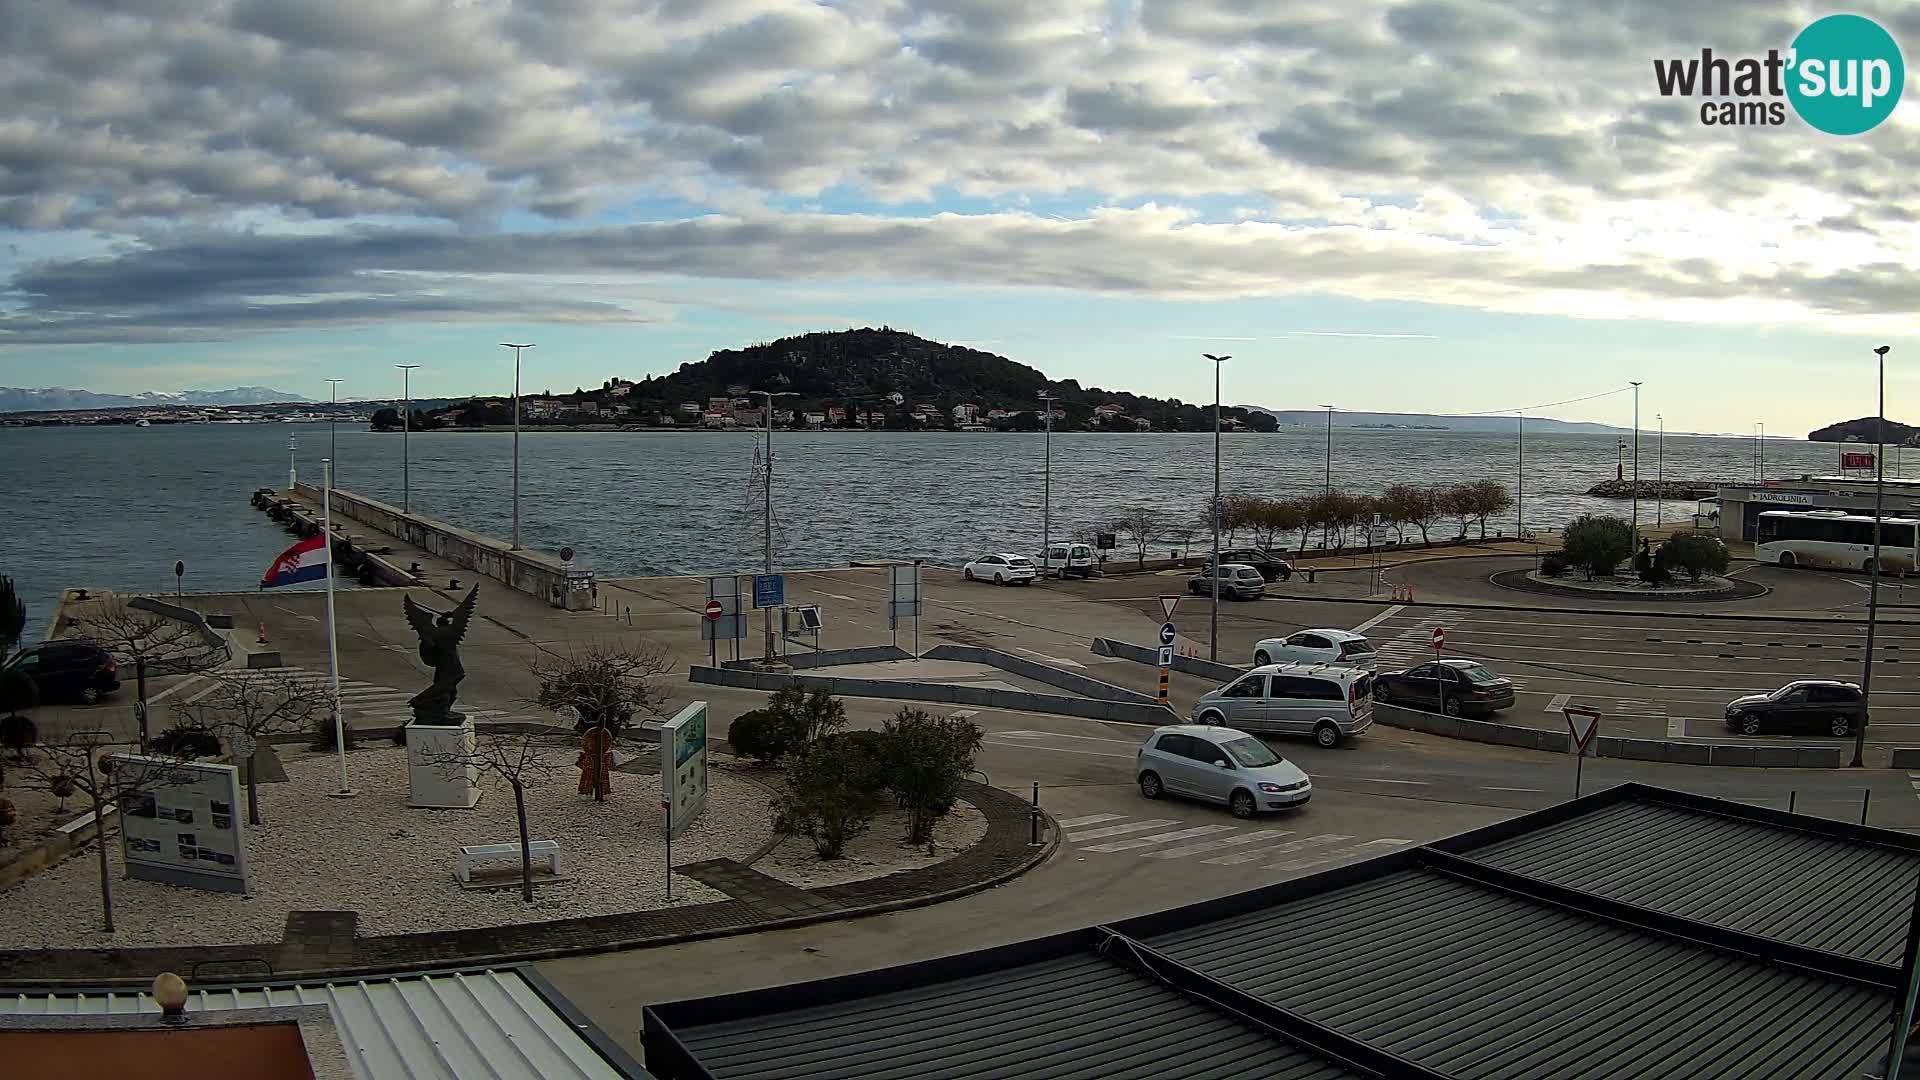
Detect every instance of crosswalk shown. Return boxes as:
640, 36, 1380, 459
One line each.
1057, 812, 1414, 871
201, 666, 525, 728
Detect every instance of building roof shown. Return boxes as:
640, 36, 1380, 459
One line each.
645, 784, 1919, 1080
1, 967, 646, 1080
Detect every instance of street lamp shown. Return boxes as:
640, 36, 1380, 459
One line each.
324, 378, 343, 482
1758, 422, 1767, 482
1856, 345, 1893, 769
1038, 391, 1056, 578
756, 390, 798, 664
1629, 381, 1641, 556
1320, 404, 1335, 548
1656, 413, 1664, 528
499, 343, 534, 550
1203, 354, 1231, 662
1516, 410, 1525, 539
396, 364, 420, 513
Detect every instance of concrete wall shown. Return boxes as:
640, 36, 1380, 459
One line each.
689, 665, 1180, 726
295, 484, 593, 610
720, 645, 912, 671
1377, 704, 1850, 768
124, 597, 232, 674
924, 644, 1158, 705
1091, 637, 1243, 685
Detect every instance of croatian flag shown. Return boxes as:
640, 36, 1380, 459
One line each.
261, 534, 328, 588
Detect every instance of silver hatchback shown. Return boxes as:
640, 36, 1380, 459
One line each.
1135, 723, 1313, 818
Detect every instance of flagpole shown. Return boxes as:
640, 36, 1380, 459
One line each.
323, 459, 354, 798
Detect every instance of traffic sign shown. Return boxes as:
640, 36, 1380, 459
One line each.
1159, 622, 1177, 647
1564, 705, 1603, 756
1158, 595, 1180, 621
1431, 626, 1445, 651
1156, 645, 1175, 668
753, 574, 785, 608
704, 600, 723, 621
174, 561, 185, 578
560, 546, 576, 563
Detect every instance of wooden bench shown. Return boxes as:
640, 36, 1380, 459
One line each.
455, 841, 560, 882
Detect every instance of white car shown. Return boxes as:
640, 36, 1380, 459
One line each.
963, 553, 1039, 585
1252, 629, 1378, 670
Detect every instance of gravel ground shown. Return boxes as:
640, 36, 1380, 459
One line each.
0, 746, 772, 948
0, 777, 72, 861
756, 800, 988, 889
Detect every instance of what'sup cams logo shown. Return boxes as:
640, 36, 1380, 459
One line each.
1653, 13, 1904, 134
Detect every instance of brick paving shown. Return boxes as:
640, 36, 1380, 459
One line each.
0, 781, 1051, 986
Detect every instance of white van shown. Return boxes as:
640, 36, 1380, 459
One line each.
1041, 543, 1096, 578
1189, 662, 1375, 748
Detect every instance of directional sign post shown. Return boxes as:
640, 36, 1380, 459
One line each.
1157, 621, 1178, 706
1564, 704, 1603, 798
1433, 626, 1446, 715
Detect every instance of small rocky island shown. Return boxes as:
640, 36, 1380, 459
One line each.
1584, 479, 1717, 499
1808, 417, 1920, 443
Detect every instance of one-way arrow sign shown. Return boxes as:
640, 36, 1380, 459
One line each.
1159, 622, 1177, 647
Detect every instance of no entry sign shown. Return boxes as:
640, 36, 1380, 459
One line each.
704, 600, 723, 621
1431, 626, 1445, 651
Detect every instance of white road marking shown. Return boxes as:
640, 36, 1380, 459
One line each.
1545, 693, 1571, 713
1067, 818, 1182, 841
1056, 813, 1126, 829
819, 592, 859, 601
1084, 824, 1238, 852
1013, 647, 1087, 669
1204, 833, 1352, 865
1145, 830, 1295, 859
998, 730, 1139, 745
1347, 777, 1428, 786
1349, 605, 1405, 635
1482, 786, 1545, 793
1267, 838, 1414, 872
983, 740, 1133, 760
1667, 716, 1687, 739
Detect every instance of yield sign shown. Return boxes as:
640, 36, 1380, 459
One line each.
1431, 626, 1445, 651
1564, 705, 1603, 756
1159, 595, 1181, 621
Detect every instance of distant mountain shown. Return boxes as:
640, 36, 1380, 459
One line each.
1240, 407, 1630, 435
0, 386, 313, 412
1808, 416, 1920, 444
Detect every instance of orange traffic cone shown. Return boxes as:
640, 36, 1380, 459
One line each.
256, 622, 268, 644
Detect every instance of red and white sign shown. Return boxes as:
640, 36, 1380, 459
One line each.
1431, 626, 1445, 651
1564, 705, 1603, 756
1159, 595, 1181, 621
704, 600, 723, 621
1844, 452, 1876, 470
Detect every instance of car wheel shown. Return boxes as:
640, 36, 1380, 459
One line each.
1230, 789, 1257, 819
1739, 713, 1762, 735
1443, 697, 1462, 717
80, 685, 101, 705
1314, 721, 1340, 748
1375, 682, 1393, 703
993, 572, 1005, 585
1139, 771, 1164, 800
964, 568, 975, 581
1197, 710, 1226, 726
1778, 552, 1796, 568
1830, 716, 1853, 737
1254, 651, 1272, 666
1190, 582, 1203, 594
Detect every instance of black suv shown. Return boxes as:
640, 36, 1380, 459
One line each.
2, 641, 121, 704
1202, 549, 1294, 582
1724, 681, 1864, 737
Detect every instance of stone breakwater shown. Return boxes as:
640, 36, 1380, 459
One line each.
1584, 479, 1718, 499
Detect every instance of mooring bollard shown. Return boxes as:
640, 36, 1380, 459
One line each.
1030, 782, 1041, 847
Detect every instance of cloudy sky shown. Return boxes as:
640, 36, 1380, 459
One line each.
2, 0, 1917, 432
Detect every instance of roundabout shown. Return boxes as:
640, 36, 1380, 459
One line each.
1489, 566, 1769, 603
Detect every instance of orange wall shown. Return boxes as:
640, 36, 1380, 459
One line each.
1, 1022, 318, 1079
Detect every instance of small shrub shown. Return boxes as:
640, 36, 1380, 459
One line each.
310, 711, 357, 751
1660, 532, 1731, 583
726, 708, 788, 765
0, 711, 38, 760
881, 708, 985, 847
766, 686, 847, 750
152, 721, 221, 760
771, 734, 889, 859
1538, 553, 1569, 578
1563, 514, 1633, 578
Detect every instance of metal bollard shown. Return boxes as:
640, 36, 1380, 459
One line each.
1788, 790, 1796, 814
1030, 782, 1041, 847
1863, 788, 1872, 826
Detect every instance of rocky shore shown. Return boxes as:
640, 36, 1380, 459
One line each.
1584, 479, 1718, 499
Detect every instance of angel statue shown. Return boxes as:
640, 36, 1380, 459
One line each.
402, 585, 479, 725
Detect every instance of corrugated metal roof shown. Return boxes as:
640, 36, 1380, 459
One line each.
674, 950, 1364, 1080
0, 968, 639, 1080
1454, 798, 1920, 964
1143, 865, 1889, 1080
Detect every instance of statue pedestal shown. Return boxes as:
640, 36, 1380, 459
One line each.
406, 718, 481, 809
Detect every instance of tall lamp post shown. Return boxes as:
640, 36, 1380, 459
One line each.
1655, 413, 1664, 528
1629, 381, 1642, 555
396, 364, 420, 513
1203, 354, 1231, 662
1516, 410, 1525, 539
499, 343, 534, 550
1038, 391, 1056, 577
1758, 422, 1767, 482
756, 390, 798, 664
324, 378, 343, 482
1855, 346, 1893, 769
1320, 404, 1335, 548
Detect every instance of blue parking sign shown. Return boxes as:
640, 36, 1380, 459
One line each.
753, 574, 785, 608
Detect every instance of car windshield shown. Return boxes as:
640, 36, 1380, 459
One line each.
1221, 736, 1281, 768
1460, 665, 1501, 684
1007, 558, 1033, 567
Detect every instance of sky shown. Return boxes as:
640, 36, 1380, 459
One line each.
2, 0, 1919, 434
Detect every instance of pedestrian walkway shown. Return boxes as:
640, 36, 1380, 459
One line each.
199, 665, 527, 728
1057, 812, 1413, 872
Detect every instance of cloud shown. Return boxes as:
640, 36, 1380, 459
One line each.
0, 0, 1916, 343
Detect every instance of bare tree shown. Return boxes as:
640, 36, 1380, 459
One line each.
1110, 507, 1166, 568
529, 639, 674, 736
21, 731, 189, 932
1464, 479, 1515, 539
74, 599, 207, 751
171, 669, 326, 826
417, 729, 569, 902
1384, 484, 1446, 546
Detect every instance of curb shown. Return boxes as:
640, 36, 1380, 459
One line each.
1486, 567, 1769, 604
1373, 704, 1859, 769
0, 782, 1057, 988
1261, 591, 1920, 626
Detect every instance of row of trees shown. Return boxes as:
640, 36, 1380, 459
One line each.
1090, 481, 1517, 566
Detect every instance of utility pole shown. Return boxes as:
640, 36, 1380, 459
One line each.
1630, 381, 1641, 555
1857, 346, 1893, 769
756, 390, 795, 664
1516, 411, 1525, 538
1759, 422, 1767, 482
499, 344, 534, 550
1204, 354, 1231, 662
324, 378, 343, 483
1656, 413, 1664, 528
1321, 404, 1335, 548
396, 364, 420, 513
1039, 391, 1055, 577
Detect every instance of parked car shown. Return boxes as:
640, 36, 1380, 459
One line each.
1, 641, 120, 704
1135, 723, 1312, 818
1202, 549, 1294, 582
963, 553, 1039, 586
1251, 629, 1377, 670
1190, 663, 1374, 748
1373, 659, 1515, 716
1188, 563, 1266, 600
1039, 542, 1097, 578
1724, 680, 1865, 737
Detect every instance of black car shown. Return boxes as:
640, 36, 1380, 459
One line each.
1203, 549, 1294, 582
2, 641, 121, 704
1724, 681, 1864, 737
1372, 659, 1515, 717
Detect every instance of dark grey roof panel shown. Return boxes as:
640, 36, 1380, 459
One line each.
1458, 799, 1920, 963
1145, 868, 1890, 1080
675, 951, 1364, 1080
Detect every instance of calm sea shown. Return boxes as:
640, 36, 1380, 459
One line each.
0, 422, 1878, 626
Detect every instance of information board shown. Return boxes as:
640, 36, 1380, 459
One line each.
661, 702, 710, 839
112, 754, 252, 894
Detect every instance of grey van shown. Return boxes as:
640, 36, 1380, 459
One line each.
1190, 662, 1374, 748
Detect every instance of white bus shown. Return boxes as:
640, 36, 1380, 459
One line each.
1755, 510, 1920, 573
